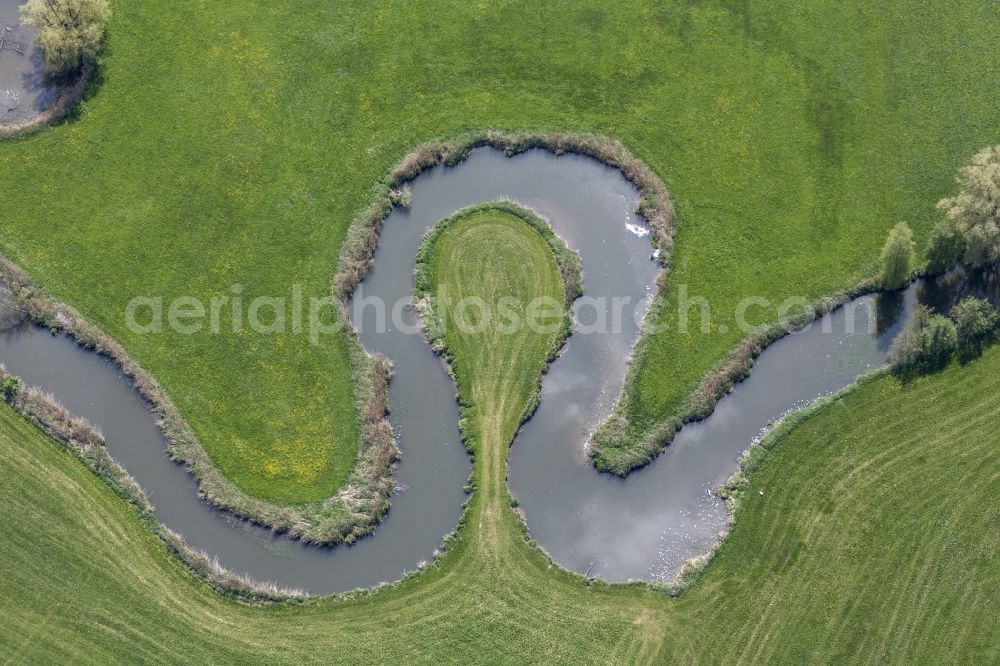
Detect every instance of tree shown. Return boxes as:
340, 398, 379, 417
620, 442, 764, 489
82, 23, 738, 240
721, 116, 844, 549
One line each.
889, 305, 958, 371
963, 220, 1000, 269
19, 0, 110, 78
925, 216, 966, 275
950, 296, 999, 344
879, 221, 915, 290
937, 145, 1000, 270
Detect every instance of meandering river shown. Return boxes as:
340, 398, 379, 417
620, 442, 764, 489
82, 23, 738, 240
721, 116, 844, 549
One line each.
2, 148, 984, 593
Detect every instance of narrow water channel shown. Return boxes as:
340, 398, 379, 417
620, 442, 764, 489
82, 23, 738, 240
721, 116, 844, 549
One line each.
1, 148, 989, 593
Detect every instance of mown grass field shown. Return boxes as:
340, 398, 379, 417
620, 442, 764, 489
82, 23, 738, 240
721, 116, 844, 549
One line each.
2, 1, 1000, 500
1, 214, 997, 663
421, 205, 567, 472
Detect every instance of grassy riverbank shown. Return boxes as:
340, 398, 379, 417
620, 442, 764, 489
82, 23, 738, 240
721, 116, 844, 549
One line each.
2, 212, 998, 662
3, 1, 1000, 499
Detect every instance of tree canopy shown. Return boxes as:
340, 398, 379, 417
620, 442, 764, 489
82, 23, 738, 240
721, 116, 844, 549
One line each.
20, 0, 111, 78
931, 146, 1000, 271
880, 221, 916, 290
889, 305, 958, 371
951, 296, 999, 344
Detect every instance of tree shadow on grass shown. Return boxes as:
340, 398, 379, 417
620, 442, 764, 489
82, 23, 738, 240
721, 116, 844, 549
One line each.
32, 32, 111, 133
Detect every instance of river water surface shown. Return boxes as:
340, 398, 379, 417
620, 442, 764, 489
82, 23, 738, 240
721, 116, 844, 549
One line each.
1, 148, 985, 592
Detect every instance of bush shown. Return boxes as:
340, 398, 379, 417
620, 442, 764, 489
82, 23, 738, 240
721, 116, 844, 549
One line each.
889, 305, 958, 371
923, 314, 959, 365
880, 221, 916, 290
937, 145, 1000, 270
951, 296, 999, 344
1, 376, 20, 401
20, 0, 111, 78
925, 217, 967, 275
389, 185, 412, 210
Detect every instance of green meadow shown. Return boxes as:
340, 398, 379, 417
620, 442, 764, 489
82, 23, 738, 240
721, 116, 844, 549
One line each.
2, 0, 999, 662
1, 213, 996, 662
2, 1, 999, 500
